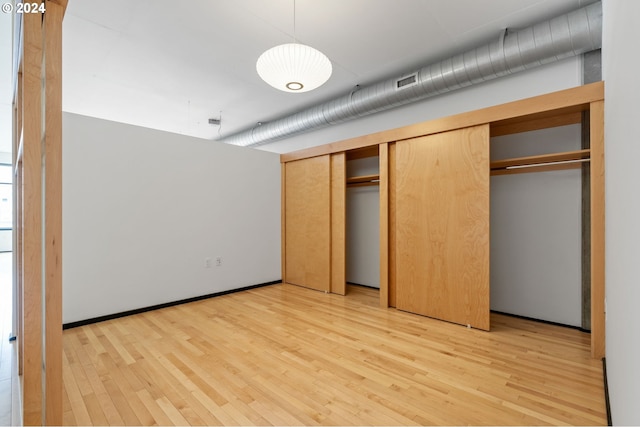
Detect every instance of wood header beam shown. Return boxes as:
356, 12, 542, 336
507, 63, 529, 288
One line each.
345, 145, 379, 161
280, 82, 604, 163
490, 110, 583, 137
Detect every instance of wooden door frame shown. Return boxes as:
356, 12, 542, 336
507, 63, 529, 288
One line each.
281, 82, 605, 358
378, 144, 389, 307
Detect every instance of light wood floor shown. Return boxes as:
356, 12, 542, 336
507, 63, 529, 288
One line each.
63, 284, 606, 426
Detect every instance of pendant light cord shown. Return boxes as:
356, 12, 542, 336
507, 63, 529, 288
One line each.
293, 0, 297, 43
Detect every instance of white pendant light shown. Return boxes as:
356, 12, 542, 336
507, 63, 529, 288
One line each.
256, 43, 332, 93
256, 1, 332, 93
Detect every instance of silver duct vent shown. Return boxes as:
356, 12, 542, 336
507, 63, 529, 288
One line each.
220, 1, 602, 147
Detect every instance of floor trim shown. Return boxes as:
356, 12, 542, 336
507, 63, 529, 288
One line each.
346, 281, 380, 290
62, 280, 282, 329
602, 357, 612, 426
491, 310, 590, 333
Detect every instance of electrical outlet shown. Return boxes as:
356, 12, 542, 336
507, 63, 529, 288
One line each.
205, 257, 212, 268
216, 257, 222, 267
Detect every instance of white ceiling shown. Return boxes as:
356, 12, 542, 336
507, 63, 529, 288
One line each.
62, 0, 594, 151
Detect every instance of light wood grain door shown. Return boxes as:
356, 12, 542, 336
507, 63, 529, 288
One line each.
284, 155, 331, 292
395, 125, 490, 330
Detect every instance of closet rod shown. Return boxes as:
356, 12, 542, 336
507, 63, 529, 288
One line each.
505, 158, 590, 170
347, 180, 380, 188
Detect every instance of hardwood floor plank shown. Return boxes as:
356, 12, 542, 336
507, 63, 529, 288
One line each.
131, 347, 217, 425
95, 353, 155, 424
62, 349, 92, 425
165, 355, 290, 425
82, 393, 109, 426
66, 344, 122, 425
100, 323, 137, 365
100, 377, 143, 425
64, 336, 93, 397
189, 389, 233, 425
155, 396, 190, 426
63, 409, 77, 426
63, 284, 606, 426
135, 388, 174, 426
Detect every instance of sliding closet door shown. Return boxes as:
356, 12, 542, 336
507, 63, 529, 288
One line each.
284, 155, 331, 292
395, 125, 490, 330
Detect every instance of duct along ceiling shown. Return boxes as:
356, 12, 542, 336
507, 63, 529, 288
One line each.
62, 0, 600, 152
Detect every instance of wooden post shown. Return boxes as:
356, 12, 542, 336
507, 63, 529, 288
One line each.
13, 1, 67, 424
330, 153, 346, 295
590, 100, 606, 359
281, 164, 286, 283
44, 1, 65, 424
22, 10, 44, 426
379, 143, 389, 308
13, 71, 24, 378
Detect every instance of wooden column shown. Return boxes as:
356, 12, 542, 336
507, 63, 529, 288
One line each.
13, 71, 24, 378
388, 143, 396, 308
15, 163, 23, 377
22, 11, 44, 425
330, 153, 346, 295
44, 1, 65, 424
13, 1, 67, 424
379, 143, 389, 307
590, 100, 605, 359
281, 164, 286, 283
581, 112, 592, 331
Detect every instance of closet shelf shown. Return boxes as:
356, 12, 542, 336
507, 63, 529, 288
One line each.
347, 174, 380, 187
491, 149, 590, 176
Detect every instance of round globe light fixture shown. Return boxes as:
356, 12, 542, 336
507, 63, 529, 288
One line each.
256, 43, 332, 93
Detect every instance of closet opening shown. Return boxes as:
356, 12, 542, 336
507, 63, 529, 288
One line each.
345, 146, 380, 298
489, 123, 588, 329
280, 83, 603, 357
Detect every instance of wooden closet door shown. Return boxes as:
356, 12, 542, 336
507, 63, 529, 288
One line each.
395, 125, 490, 330
284, 155, 331, 292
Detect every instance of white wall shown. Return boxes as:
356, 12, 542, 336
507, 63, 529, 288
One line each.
490, 125, 582, 326
602, 0, 640, 424
63, 113, 281, 324
346, 157, 379, 288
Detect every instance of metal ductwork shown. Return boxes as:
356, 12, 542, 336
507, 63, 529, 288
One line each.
219, 1, 602, 147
